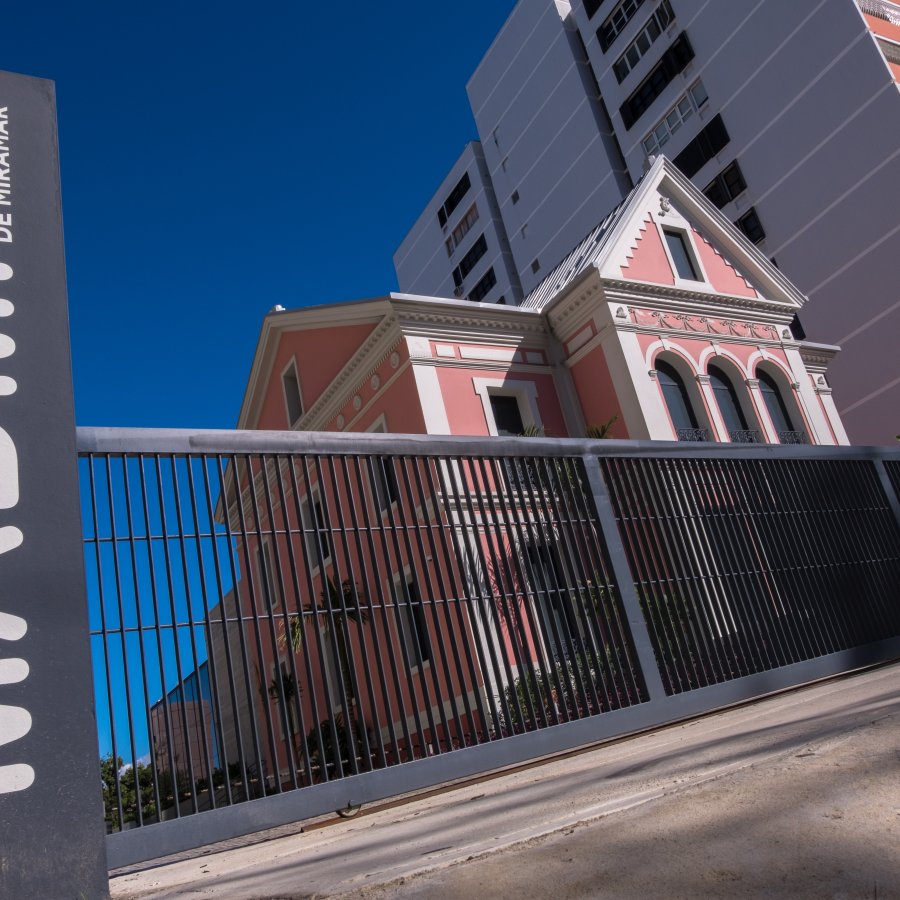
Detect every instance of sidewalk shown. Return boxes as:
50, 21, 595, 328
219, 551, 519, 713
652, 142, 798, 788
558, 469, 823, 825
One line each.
110, 663, 900, 899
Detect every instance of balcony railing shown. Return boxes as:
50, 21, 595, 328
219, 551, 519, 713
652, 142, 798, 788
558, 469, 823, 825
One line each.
729, 429, 761, 444
676, 427, 710, 442
779, 430, 809, 445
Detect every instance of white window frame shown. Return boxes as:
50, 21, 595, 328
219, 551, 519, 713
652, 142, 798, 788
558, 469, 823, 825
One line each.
641, 81, 709, 157
473, 377, 542, 436
281, 357, 304, 428
613, 0, 675, 83
657, 224, 710, 287
602, 0, 646, 50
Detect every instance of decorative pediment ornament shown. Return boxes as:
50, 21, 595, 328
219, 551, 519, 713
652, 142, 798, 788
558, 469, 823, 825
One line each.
615, 306, 627, 318
659, 196, 672, 216
352, 395, 362, 411
390, 352, 400, 369
648, 369, 658, 380
336, 414, 345, 428
696, 374, 712, 385
745, 378, 760, 389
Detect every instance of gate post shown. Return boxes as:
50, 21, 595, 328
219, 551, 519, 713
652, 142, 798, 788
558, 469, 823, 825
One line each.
0, 71, 109, 898
581, 454, 668, 703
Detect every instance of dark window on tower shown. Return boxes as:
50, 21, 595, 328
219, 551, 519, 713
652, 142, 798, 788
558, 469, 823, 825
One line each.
619, 33, 694, 129
584, 0, 606, 20
437, 171, 472, 227
468, 267, 497, 302
599, 0, 648, 52
702, 160, 747, 209
457, 233, 488, 280
613, 1, 674, 83
672, 114, 730, 178
735, 207, 766, 244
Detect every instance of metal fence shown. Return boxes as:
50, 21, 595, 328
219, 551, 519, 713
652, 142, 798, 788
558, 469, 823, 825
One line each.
76, 429, 900, 867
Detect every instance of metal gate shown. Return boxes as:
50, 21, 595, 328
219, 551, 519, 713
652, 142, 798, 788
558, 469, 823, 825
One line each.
77, 428, 900, 868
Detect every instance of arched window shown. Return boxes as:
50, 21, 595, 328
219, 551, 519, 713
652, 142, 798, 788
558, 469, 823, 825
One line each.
657, 360, 707, 441
708, 364, 759, 443
758, 370, 807, 444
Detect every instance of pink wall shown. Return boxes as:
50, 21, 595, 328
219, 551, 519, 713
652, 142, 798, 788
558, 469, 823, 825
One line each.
569, 345, 628, 438
434, 365, 568, 437
621, 214, 675, 285
690, 227, 759, 299
256, 323, 380, 429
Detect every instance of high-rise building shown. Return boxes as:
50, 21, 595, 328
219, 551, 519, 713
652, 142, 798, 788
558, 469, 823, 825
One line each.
394, 0, 900, 444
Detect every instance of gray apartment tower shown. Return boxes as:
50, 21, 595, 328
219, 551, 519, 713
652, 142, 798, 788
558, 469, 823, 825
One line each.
393, 0, 900, 444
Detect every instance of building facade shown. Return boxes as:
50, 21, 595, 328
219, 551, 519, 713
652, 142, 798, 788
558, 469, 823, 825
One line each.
223, 156, 849, 790
395, 0, 900, 444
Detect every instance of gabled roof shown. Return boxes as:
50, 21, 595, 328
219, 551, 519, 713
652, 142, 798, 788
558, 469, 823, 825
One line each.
522, 155, 808, 313
520, 187, 638, 310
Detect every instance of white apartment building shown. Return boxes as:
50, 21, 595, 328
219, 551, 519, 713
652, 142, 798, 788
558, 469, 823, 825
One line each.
393, 143, 524, 305
394, 0, 900, 445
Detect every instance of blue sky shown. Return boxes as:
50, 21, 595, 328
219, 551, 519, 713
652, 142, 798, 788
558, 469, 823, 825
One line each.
4, 2, 514, 428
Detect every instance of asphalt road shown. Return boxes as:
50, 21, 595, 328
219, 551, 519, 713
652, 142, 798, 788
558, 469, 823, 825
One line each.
110, 662, 900, 899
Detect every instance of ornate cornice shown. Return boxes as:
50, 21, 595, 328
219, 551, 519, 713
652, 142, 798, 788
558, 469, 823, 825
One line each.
798, 341, 840, 368
602, 279, 796, 318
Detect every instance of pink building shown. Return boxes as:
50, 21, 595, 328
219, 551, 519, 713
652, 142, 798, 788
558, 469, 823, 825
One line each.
239, 157, 846, 448
226, 156, 849, 788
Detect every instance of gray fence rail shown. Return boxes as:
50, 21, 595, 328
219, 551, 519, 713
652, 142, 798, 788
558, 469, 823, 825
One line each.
75, 428, 900, 868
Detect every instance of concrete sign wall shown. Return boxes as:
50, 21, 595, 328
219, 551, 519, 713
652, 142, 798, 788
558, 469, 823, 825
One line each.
0, 71, 109, 898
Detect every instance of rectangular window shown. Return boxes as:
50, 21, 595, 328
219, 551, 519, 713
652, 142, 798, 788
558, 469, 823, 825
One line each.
445, 203, 479, 256
457, 233, 488, 280
702, 160, 747, 209
641, 81, 708, 156
367, 421, 399, 511
489, 393, 526, 436
438, 172, 472, 228
672, 113, 730, 178
584, 0, 606, 19
468, 267, 497, 302
301, 495, 332, 567
613, 0, 674, 83
282, 363, 303, 427
735, 207, 766, 244
620, 33, 695, 129
255, 541, 280, 610
664, 229, 700, 280
599, 0, 648, 53
398, 576, 431, 667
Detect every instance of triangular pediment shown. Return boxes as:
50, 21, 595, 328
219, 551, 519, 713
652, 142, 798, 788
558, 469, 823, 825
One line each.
594, 157, 805, 310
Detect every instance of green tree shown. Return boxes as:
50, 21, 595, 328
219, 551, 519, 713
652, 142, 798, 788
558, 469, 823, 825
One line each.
100, 753, 157, 831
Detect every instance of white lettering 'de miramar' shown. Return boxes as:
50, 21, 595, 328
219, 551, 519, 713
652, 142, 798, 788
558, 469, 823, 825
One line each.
0, 104, 34, 796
